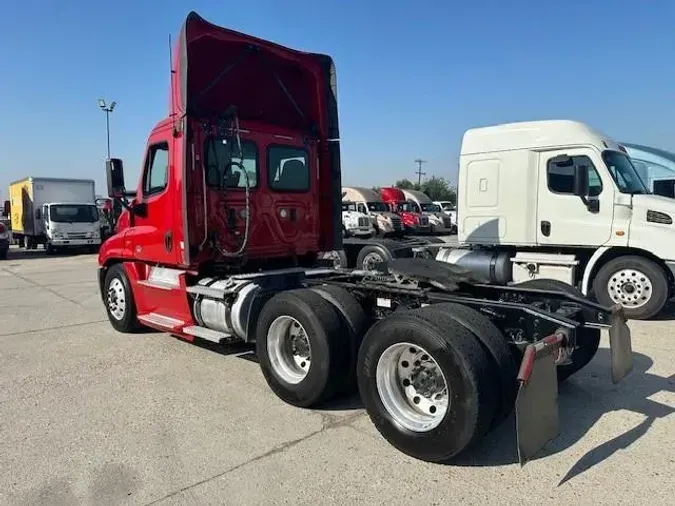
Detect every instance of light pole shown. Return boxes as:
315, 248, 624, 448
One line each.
98, 98, 117, 159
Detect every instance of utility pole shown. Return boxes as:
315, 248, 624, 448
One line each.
97, 98, 117, 159
414, 159, 427, 186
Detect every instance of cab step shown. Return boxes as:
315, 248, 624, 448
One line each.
182, 325, 234, 344
137, 312, 184, 331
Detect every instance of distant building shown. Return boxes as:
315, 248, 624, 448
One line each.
621, 142, 675, 191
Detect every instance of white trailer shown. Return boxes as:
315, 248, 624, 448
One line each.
434, 119, 675, 320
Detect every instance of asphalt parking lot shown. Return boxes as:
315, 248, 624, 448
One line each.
1, 245, 674, 506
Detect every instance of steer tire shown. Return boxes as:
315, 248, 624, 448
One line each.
517, 278, 601, 382
357, 306, 498, 463
592, 255, 668, 321
355, 244, 393, 271
310, 285, 369, 394
256, 289, 351, 408
103, 263, 141, 333
426, 302, 517, 429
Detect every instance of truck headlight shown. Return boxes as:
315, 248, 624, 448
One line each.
53, 232, 63, 239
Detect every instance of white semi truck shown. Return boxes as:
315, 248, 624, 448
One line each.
401, 188, 456, 234
433, 119, 675, 320
342, 186, 404, 236
341, 200, 375, 237
9, 177, 102, 254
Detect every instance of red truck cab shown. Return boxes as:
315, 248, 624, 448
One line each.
379, 187, 430, 234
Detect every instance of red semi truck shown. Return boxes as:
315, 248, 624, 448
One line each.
98, 11, 633, 465
380, 186, 431, 234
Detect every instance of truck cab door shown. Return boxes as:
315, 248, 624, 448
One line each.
536, 148, 614, 246
126, 138, 175, 263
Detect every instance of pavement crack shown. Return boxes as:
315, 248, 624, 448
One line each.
1, 268, 87, 308
145, 411, 366, 505
0, 319, 108, 339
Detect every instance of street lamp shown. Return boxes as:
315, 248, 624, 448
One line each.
98, 98, 117, 159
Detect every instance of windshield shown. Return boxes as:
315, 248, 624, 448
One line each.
49, 204, 99, 223
602, 151, 648, 195
342, 202, 357, 212
397, 202, 419, 213
420, 203, 441, 212
366, 201, 388, 212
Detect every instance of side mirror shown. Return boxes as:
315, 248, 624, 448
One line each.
573, 164, 589, 197
106, 158, 126, 197
3, 200, 9, 217
35, 208, 41, 220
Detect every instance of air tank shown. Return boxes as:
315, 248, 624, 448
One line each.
435, 248, 512, 284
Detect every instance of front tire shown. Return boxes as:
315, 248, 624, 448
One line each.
103, 263, 140, 333
357, 307, 498, 463
593, 255, 668, 320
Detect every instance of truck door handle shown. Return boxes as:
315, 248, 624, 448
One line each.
540, 221, 551, 237
164, 231, 173, 252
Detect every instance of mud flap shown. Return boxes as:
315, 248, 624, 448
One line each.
609, 307, 633, 383
515, 333, 564, 466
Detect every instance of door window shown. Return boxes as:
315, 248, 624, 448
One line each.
143, 143, 169, 196
546, 155, 602, 197
267, 145, 310, 191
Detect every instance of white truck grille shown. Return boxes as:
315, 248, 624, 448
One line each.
391, 216, 402, 229
419, 216, 429, 227
358, 217, 370, 227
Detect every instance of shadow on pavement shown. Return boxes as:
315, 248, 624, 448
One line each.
453, 348, 674, 483
175, 327, 674, 482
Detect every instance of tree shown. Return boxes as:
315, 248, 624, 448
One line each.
420, 176, 456, 203
394, 179, 420, 191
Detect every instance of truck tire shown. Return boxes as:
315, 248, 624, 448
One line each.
592, 255, 668, 320
356, 244, 393, 271
357, 307, 498, 463
103, 263, 141, 333
256, 289, 351, 408
425, 303, 517, 428
310, 285, 369, 393
517, 278, 601, 382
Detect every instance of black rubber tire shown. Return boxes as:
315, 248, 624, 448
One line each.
256, 289, 352, 408
517, 278, 601, 382
357, 306, 498, 463
592, 255, 668, 320
310, 285, 370, 394
355, 244, 393, 271
427, 302, 517, 428
103, 263, 141, 333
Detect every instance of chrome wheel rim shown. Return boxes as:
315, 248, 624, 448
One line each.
107, 278, 126, 320
607, 268, 653, 308
267, 316, 312, 384
362, 251, 385, 271
376, 342, 449, 432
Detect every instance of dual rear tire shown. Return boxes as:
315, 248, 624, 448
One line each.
256, 289, 518, 463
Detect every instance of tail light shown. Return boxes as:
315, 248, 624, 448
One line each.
0, 223, 6, 233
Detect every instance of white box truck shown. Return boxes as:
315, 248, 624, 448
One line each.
9, 177, 102, 253
434, 119, 675, 320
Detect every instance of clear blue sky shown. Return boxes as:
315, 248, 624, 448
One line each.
1, 0, 674, 200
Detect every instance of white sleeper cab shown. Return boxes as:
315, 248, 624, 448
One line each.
435, 119, 675, 320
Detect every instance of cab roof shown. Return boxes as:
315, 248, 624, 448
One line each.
461, 120, 622, 155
